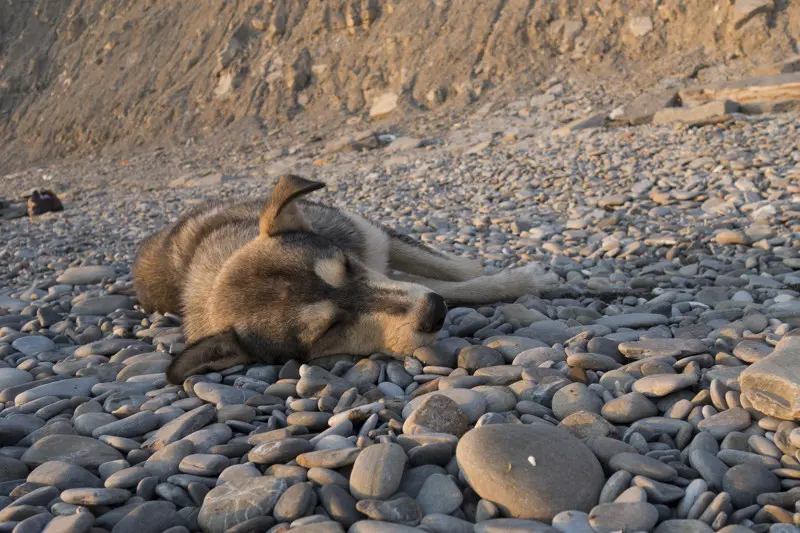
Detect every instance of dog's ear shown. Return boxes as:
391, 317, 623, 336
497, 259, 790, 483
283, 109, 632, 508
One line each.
259, 174, 325, 237
166, 330, 253, 385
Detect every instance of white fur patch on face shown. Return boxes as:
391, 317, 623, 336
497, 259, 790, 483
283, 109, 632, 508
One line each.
314, 258, 347, 288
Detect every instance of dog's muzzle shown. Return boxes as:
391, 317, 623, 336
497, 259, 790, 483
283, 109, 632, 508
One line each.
418, 293, 447, 333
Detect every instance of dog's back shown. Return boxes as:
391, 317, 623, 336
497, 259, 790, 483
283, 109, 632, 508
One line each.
132, 199, 262, 314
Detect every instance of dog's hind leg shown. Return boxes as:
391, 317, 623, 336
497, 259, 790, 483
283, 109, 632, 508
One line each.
386, 230, 485, 281
390, 264, 560, 305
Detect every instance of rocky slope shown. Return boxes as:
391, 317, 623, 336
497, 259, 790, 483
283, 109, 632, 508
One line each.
1, 0, 799, 173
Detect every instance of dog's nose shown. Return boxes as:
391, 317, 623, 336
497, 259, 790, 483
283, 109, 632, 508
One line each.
419, 293, 447, 333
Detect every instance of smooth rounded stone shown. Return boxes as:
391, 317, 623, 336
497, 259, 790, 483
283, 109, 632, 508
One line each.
143, 404, 216, 451
27, 460, 102, 490
71, 295, 135, 315
395, 464, 446, 499
307, 467, 349, 490
418, 514, 474, 533
92, 411, 160, 438
403, 394, 468, 437
105, 466, 152, 489
350, 443, 407, 500
689, 450, 728, 491
551, 383, 603, 420
356, 496, 423, 527
558, 411, 616, 439
473, 518, 558, 532
473, 366, 524, 387
583, 437, 638, 467
0, 368, 33, 390
273, 482, 316, 522
13, 512, 55, 533
12, 336, 57, 356
193, 382, 256, 406
600, 392, 657, 424
566, 352, 621, 371
717, 449, 780, 469
597, 313, 668, 330
15, 377, 98, 405
551, 510, 594, 533
413, 345, 458, 368
73, 412, 118, 436
315, 435, 354, 451
676, 479, 708, 518
290, 522, 345, 533
57, 266, 116, 285
60, 487, 131, 505
218, 463, 261, 485
484, 336, 548, 362
599, 471, 633, 504
178, 454, 229, 476
248, 438, 314, 464
21, 435, 123, 469
696, 407, 751, 439
587, 502, 659, 533
609, 452, 678, 482
631, 476, 685, 504
13, 485, 59, 507
0, 455, 28, 482
110, 500, 185, 533
654, 520, 715, 533
738, 335, 800, 420
749, 435, 782, 459
733, 339, 773, 363
457, 424, 604, 521
458, 346, 505, 371
402, 389, 486, 423
415, 473, 462, 515
286, 411, 332, 431
632, 373, 698, 397
513, 347, 566, 367
41, 510, 95, 533
144, 440, 196, 481
99, 459, 131, 480
723, 463, 781, 508
472, 385, 517, 416
318, 483, 361, 528
296, 448, 361, 469
198, 476, 287, 533
348, 522, 427, 533
378, 382, 405, 397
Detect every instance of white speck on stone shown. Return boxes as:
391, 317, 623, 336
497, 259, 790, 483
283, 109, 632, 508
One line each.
528, 455, 537, 467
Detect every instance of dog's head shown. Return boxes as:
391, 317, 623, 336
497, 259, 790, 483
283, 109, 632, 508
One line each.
166, 175, 447, 384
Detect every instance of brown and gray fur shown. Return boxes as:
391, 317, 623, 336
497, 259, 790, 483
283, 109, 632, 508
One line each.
133, 175, 558, 384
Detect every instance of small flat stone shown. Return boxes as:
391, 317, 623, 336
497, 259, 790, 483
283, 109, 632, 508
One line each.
696, 407, 751, 439
22, 435, 123, 469
61, 487, 131, 505
403, 394, 468, 437
198, 477, 287, 533
350, 443, 407, 500
596, 314, 668, 330
632, 373, 698, 397
27, 460, 102, 490
356, 496, 423, 527
57, 266, 116, 285
12, 336, 56, 356
415, 473, 463, 515
609, 452, 677, 482
588, 502, 659, 533
722, 463, 781, 508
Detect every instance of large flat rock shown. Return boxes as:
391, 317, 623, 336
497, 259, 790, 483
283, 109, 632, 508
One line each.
739, 335, 800, 420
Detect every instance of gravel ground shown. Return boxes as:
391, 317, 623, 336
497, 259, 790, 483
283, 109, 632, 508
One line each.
1, 100, 799, 533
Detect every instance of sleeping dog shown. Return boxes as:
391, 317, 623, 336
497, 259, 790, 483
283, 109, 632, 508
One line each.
133, 175, 558, 384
